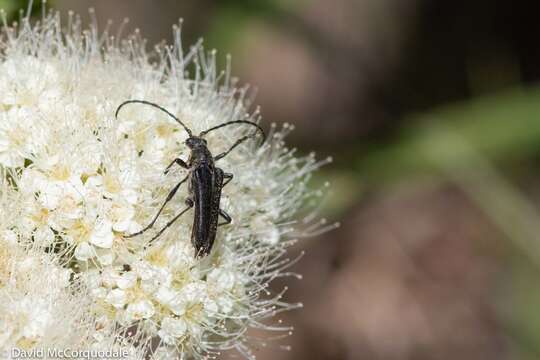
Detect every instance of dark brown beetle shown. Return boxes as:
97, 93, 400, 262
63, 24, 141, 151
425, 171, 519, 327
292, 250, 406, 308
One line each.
116, 100, 265, 257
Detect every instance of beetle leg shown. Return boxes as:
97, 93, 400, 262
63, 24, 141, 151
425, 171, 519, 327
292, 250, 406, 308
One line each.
223, 172, 233, 187
218, 209, 232, 226
164, 158, 189, 174
145, 201, 194, 248
214, 136, 250, 161
124, 175, 189, 238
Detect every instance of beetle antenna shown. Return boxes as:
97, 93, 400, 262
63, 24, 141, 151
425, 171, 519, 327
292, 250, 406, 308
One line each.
200, 120, 266, 144
115, 100, 193, 137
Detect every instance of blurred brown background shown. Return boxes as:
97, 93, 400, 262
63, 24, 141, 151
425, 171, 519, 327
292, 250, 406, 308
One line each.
5, 0, 540, 358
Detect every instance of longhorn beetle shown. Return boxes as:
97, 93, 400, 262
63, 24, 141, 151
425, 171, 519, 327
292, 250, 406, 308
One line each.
115, 100, 265, 257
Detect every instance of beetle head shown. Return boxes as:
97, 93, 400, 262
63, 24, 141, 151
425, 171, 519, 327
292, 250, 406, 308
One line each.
185, 136, 207, 149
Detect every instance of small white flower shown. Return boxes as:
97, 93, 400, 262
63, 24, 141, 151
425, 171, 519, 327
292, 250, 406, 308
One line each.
73, 242, 94, 261
106, 289, 127, 309
116, 271, 138, 290
0, 108, 35, 167
155, 286, 177, 307
96, 247, 116, 266
126, 299, 155, 321
89, 219, 115, 249
158, 317, 187, 345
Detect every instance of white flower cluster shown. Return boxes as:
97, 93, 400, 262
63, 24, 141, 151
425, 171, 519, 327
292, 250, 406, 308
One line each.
0, 235, 81, 349
0, 230, 143, 358
0, 9, 333, 359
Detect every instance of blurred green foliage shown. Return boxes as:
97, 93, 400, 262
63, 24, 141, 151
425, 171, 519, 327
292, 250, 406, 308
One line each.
205, 0, 323, 69
0, 0, 44, 22
321, 87, 540, 220
357, 87, 540, 185
0, 0, 19, 16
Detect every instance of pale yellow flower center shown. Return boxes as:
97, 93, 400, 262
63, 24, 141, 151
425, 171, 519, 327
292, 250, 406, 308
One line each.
31, 208, 50, 226
7, 127, 26, 148
156, 123, 175, 138
171, 269, 190, 290
50, 165, 70, 181
69, 220, 92, 243
104, 175, 121, 194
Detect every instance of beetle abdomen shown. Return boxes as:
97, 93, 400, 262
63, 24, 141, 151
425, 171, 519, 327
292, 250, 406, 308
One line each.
191, 164, 223, 256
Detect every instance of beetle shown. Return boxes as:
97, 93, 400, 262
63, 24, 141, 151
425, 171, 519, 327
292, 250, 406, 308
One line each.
115, 100, 265, 257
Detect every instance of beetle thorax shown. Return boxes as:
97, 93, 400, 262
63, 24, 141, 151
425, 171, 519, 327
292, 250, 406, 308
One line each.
186, 137, 213, 168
